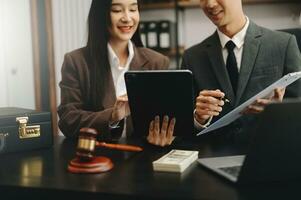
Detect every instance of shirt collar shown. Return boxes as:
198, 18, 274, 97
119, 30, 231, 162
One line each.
127, 40, 134, 68
107, 40, 135, 71
217, 16, 250, 49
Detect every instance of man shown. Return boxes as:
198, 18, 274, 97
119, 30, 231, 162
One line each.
181, 0, 301, 141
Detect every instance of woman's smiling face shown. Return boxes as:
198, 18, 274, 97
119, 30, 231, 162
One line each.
108, 0, 139, 44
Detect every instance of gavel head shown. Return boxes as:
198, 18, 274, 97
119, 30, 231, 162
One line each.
76, 128, 98, 162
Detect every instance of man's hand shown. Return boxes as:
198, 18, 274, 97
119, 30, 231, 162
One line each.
111, 94, 130, 123
243, 87, 286, 114
147, 115, 176, 147
195, 89, 225, 124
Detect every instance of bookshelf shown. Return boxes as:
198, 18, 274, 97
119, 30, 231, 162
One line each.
140, 0, 182, 67
157, 46, 185, 57
140, 0, 300, 68
141, 0, 300, 10
140, 2, 175, 10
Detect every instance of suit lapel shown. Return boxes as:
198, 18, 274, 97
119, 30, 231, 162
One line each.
235, 22, 263, 105
129, 45, 149, 70
207, 33, 236, 105
102, 66, 116, 109
103, 44, 149, 109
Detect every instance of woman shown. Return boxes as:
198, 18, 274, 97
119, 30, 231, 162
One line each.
58, 0, 175, 146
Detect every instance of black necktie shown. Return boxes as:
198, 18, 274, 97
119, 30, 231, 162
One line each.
225, 40, 239, 95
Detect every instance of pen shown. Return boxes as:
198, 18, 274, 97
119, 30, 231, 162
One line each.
220, 96, 230, 103
96, 142, 143, 152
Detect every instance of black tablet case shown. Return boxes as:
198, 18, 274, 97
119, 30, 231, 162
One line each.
125, 70, 194, 137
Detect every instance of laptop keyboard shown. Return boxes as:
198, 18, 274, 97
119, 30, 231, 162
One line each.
218, 166, 241, 178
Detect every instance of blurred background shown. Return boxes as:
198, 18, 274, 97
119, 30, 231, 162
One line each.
0, 0, 300, 134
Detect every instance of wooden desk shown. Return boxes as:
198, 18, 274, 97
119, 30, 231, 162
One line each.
0, 136, 300, 199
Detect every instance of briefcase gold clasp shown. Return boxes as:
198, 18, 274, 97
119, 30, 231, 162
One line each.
16, 117, 41, 139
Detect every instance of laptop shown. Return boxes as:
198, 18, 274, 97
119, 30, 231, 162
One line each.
198, 100, 301, 184
125, 70, 194, 137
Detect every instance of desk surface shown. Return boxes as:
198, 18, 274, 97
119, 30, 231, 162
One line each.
0, 136, 300, 200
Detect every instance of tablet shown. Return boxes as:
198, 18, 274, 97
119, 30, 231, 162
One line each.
125, 70, 194, 137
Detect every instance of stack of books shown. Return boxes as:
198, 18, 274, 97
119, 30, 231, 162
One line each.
153, 149, 199, 173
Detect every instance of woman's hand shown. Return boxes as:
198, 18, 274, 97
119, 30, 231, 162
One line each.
147, 115, 176, 147
111, 94, 130, 123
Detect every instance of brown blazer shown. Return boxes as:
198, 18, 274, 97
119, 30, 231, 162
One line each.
58, 46, 169, 139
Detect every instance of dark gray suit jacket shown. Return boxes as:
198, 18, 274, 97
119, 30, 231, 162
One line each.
181, 21, 301, 141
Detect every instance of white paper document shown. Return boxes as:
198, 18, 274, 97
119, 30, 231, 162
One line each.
197, 71, 301, 136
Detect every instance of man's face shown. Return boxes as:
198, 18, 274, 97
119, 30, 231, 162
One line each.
200, 0, 242, 29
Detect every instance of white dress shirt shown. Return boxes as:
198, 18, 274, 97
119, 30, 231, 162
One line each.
107, 41, 134, 137
108, 40, 134, 97
217, 16, 250, 71
194, 17, 250, 130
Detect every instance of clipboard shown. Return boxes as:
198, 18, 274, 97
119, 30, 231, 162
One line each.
197, 71, 301, 136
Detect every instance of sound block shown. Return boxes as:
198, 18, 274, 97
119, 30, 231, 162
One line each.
68, 156, 113, 174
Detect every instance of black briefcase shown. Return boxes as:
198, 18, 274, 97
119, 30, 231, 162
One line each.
0, 107, 53, 154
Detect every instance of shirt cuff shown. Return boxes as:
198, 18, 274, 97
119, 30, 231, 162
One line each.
109, 120, 121, 129
193, 109, 213, 130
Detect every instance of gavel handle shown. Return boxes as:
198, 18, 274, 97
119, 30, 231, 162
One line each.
95, 142, 143, 152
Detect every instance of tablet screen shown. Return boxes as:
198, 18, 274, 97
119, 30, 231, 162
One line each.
125, 70, 194, 137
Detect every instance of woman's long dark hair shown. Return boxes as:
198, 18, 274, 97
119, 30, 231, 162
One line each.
86, 0, 143, 109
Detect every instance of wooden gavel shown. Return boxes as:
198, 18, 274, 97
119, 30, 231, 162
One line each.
76, 127, 98, 162
68, 128, 113, 173
76, 128, 143, 162
69, 128, 142, 174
